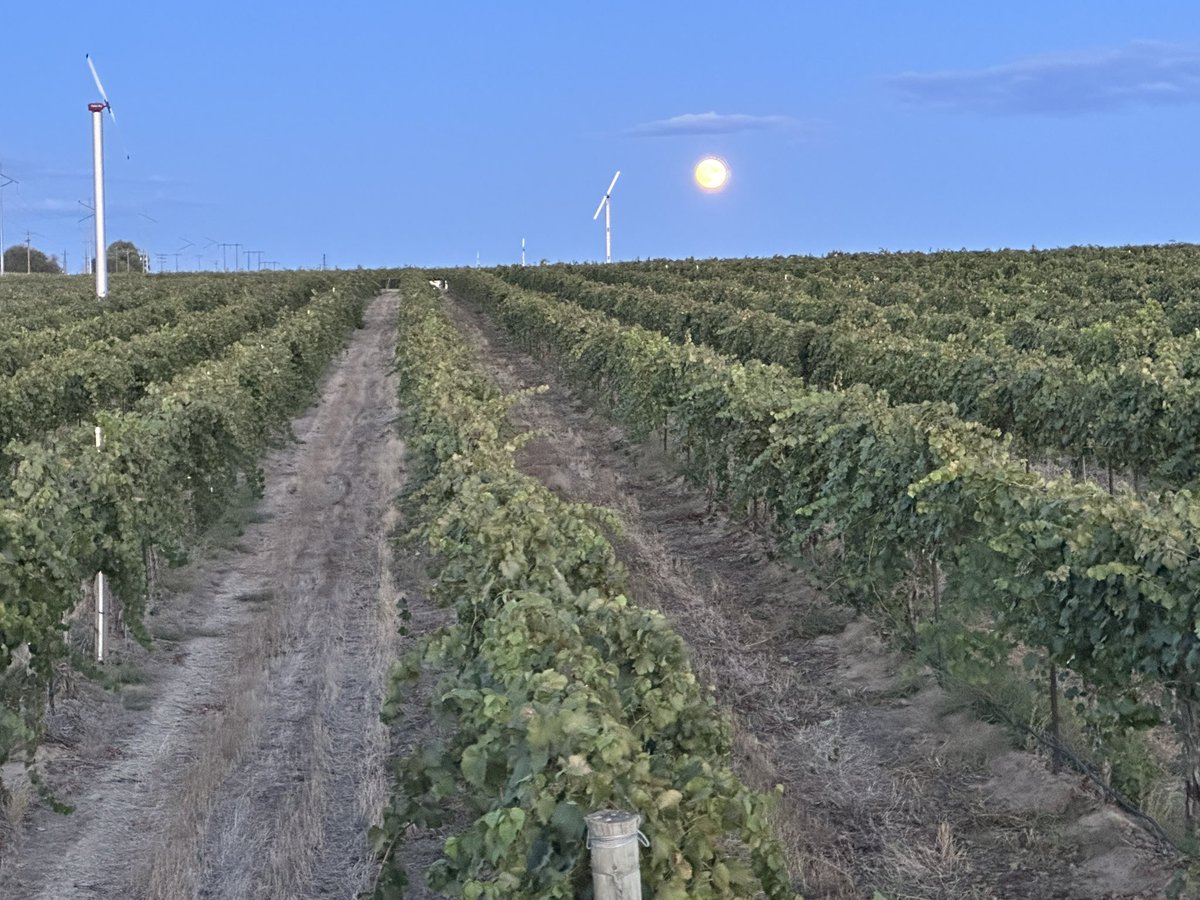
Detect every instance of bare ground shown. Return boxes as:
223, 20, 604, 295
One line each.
0, 290, 426, 900
442, 291, 1182, 900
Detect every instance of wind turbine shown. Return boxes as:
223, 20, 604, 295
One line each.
86, 54, 117, 298
592, 170, 620, 264
174, 238, 194, 271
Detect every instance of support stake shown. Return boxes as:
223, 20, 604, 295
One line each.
95, 425, 106, 662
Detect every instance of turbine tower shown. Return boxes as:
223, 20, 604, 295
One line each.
86, 54, 117, 298
592, 170, 620, 264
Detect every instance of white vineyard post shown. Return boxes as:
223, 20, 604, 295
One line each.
95, 425, 106, 663
585, 809, 645, 900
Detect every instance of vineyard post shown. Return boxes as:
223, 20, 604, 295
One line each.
585, 809, 645, 900
95, 425, 106, 663
1048, 663, 1062, 774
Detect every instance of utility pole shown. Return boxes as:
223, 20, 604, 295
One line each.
232, 242, 242, 271
0, 164, 17, 277
174, 239, 193, 272
24, 230, 41, 274
78, 200, 95, 276
218, 242, 235, 271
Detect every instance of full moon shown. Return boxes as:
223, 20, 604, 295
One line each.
694, 156, 730, 191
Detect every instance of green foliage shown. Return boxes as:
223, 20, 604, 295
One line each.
374, 276, 798, 898
106, 240, 145, 274
0, 270, 373, 789
496, 257, 1200, 489
2, 244, 61, 274
448, 266, 1200, 833
0, 273, 341, 449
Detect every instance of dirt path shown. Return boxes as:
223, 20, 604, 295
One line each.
443, 293, 1177, 900
0, 291, 408, 899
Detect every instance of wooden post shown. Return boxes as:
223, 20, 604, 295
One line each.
1048, 663, 1062, 774
586, 809, 644, 900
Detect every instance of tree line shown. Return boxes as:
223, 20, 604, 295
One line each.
1, 240, 146, 274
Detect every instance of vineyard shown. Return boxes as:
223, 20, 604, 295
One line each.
1, 252, 1198, 897
451, 255, 1200, 823
0, 270, 373, 779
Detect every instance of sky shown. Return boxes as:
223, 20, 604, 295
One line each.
3, 2, 1200, 271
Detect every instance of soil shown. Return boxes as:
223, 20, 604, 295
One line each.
440, 290, 1182, 900
0, 290, 430, 900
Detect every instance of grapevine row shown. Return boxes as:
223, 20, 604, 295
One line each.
0, 273, 330, 377
0, 274, 337, 449
449, 269, 1200, 827
0, 276, 174, 336
0, 273, 373, 780
498, 266, 1200, 489
599, 243, 1200, 342
561, 257, 1200, 370
373, 276, 794, 899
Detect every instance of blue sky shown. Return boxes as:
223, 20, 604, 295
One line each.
3, 2, 1200, 270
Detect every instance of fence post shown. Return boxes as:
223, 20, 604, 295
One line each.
586, 809, 645, 900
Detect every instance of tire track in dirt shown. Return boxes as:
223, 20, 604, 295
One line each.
442, 291, 1176, 900
0, 290, 413, 899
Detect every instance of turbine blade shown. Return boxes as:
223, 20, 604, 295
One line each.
86, 54, 110, 106
606, 170, 621, 196
593, 194, 607, 220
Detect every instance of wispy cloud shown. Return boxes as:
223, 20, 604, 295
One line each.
889, 40, 1200, 115
22, 198, 86, 214
627, 111, 803, 137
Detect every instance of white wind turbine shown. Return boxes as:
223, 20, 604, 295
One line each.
591, 170, 620, 264
86, 54, 118, 298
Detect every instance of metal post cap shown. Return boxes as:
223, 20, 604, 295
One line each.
585, 809, 649, 849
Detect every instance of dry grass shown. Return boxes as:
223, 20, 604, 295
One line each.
143, 302, 408, 897
2, 781, 34, 832
139, 603, 274, 898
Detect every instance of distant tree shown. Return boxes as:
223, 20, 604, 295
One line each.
2, 244, 62, 274
106, 240, 145, 274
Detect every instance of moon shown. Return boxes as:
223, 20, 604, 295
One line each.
694, 156, 730, 191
